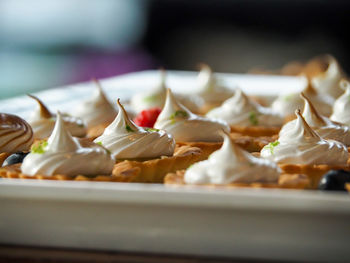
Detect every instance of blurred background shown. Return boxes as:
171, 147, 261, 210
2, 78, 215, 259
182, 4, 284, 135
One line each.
0, 0, 349, 99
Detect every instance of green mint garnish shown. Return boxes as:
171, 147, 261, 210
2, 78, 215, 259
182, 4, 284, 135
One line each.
169, 110, 188, 124
143, 94, 158, 103
265, 141, 280, 155
249, 111, 259, 125
283, 94, 294, 101
31, 141, 48, 154
96, 141, 103, 146
144, 127, 160, 132
125, 124, 134, 132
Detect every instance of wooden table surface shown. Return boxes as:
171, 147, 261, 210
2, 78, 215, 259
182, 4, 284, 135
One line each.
0, 245, 292, 263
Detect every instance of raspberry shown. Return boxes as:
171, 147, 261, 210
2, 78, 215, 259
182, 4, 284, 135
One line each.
133, 107, 162, 128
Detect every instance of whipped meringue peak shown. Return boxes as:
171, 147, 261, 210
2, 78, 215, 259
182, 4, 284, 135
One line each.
194, 64, 234, 104
261, 110, 348, 165
184, 132, 280, 185
154, 88, 230, 142
300, 92, 328, 127
271, 77, 334, 117
311, 55, 345, 99
131, 69, 202, 113
94, 99, 175, 159
279, 109, 321, 144
27, 94, 52, 119
47, 111, 80, 152
74, 79, 117, 128
22, 111, 115, 177
331, 80, 350, 126
207, 88, 283, 126
279, 93, 350, 146
28, 94, 86, 139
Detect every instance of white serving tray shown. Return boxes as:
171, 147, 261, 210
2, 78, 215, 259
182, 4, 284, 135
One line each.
0, 71, 348, 262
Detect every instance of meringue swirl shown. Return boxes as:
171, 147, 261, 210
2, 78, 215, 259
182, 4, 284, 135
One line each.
331, 80, 350, 126
22, 112, 114, 177
0, 113, 34, 153
28, 95, 86, 139
193, 64, 234, 104
94, 99, 175, 159
311, 56, 345, 99
184, 132, 280, 184
280, 93, 350, 146
154, 89, 230, 142
271, 78, 333, 117
261, 110, 348, 165
74, 79, 117, 128
131, 70, 202, 113
207, 89, 283, 126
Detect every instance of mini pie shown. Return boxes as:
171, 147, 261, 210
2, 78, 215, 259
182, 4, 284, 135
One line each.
0, 112, 115, 181
207, 89, 283, 137
130, 69, 203, 114
154, 88, 230, 160
94, 99, 203, 183
28, 94, 86, 139
73, 79, 117, 139
310, 55, 346, 99
164, 132, 309, 189
0, 113, 34, 166
192, 64, 235, 114
271, 77, 334, 119
261, 110, 350, 189
280, 92, 350, 146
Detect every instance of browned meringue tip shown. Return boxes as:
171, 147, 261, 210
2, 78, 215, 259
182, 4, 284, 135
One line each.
197, 63, 211, 71
295, 108, 302, 117
116, 98, 129, 119
27, 94, 52, 119
300, 92, 323, 120
294, 109, 320, 139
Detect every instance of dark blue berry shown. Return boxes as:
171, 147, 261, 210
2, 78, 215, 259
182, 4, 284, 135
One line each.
3, 152, 29, 166
318, 170, 350, 191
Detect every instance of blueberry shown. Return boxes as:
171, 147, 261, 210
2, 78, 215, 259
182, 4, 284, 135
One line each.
3, 152, 29, 166
318, 170, 350, 191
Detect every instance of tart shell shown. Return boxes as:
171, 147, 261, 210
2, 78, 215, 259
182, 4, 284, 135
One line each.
112, 145, 203, 183
230, 125, 280, 137
279, 163, 350, 189
164, 170, 310, 189
0, 163, 120, 182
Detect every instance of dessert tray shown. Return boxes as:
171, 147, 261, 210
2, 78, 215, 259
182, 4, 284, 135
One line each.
0, 71, 349, 262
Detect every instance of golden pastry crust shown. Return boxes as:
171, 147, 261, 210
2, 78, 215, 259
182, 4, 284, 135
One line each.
164, 170, 310, 189
0, 153, 11, 167
198, 102, 223, 115
0, 163, 119, 182
176, 134, 274, 161
175, 142, 221, 161
279, 163, 350, 189
86, 121, 111, 140
230, 125, 280, 137
345, 183, 350, 192
112, 145, 202, 183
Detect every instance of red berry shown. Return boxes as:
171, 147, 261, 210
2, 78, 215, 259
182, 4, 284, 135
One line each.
133, 107, 162, 128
